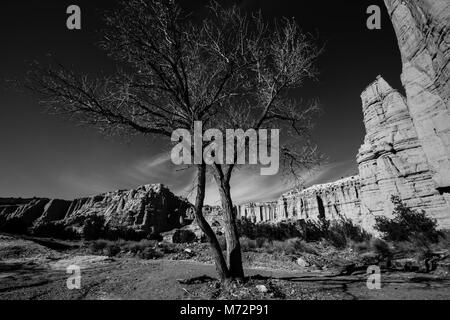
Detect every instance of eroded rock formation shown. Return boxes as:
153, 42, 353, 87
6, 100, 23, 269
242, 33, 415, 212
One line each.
385, 0, 450, 191
357, 76, 449, 231
238, 0, 450, 232
237, 177, 362, 225
237, 202, 278, 223
0, 184, 192, 237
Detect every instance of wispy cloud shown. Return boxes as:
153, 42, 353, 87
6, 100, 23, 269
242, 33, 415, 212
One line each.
57, 152, 189, 198
202, 159, 357, 205
58, 151, 357, 205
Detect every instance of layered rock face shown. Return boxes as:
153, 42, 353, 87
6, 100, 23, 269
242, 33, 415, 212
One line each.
237, 0, 450, 232
237, 202, 278, 223
384, 0, 450, 191
0, 184, 192, 236
277, 177, 361, 224
357, 76, 449, 231
237, 177, 361, 225
357, 0, 450, 230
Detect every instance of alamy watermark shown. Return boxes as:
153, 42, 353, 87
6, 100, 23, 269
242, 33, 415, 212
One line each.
66, 5, 81, 30
366, 265, 381, 290
66, 265, 81, 290
171, 122, 280, 176
367, 5, 381, 30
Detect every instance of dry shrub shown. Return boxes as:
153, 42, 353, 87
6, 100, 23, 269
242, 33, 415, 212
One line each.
88, 239, 163, 258
375, 196, 443, 245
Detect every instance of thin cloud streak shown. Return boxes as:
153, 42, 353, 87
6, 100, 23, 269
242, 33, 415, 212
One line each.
57, 151, 356, 205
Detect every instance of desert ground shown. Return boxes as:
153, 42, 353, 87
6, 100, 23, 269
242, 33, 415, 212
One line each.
1, 234, 449, 300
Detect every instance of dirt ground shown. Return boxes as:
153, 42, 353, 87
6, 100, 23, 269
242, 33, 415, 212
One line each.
0, 235, 449, 300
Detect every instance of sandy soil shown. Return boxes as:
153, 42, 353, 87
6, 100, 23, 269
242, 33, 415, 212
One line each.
0, 235, 449, 300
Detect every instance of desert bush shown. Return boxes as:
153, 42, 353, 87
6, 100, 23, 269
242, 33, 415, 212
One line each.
269, 240, 286, 254
350, 240, 370, 253
240, 236, 257, 251
172, 229, 197, 244
323, 218, 371, 249
105, 243, 121, 257
82, 215, 105, 240
290, 238, 318, 255
255, 237, 267, 248
0, 215, 6, 228
375, 196, 442, 244
89, 239, 112, 254
103, 226, 152, 241
147, 233, 163, 242
281, 238, 318, 255
433, 229, 450, 251
237, 215, 371, 249
0, 218, 29, 235
297, 220, 326, 242
237, 218, 302, 241
31, 221, 78, 240
258, 238, 317, 256
370, 238, 392, 259
158, 242, 178, 254
138, 247, 163, 260
89, 239, 122, 256
89, 239, 164, 259
120, 239, 156, 254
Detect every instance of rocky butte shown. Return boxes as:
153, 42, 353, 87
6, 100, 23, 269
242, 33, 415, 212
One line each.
238, 0, 450, 233
0, 184, 192, 238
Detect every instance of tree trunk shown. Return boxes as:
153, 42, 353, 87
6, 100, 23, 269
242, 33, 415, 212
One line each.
194, 164, 230, 282
215, 176, 245, 280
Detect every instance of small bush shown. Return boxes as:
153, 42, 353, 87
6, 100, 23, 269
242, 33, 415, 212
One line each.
255, 237, 267, 248
257, 238, 317, 256
147, 233, 163, 242
237, 218, 304, 241
317, 217, 372, 249
270, 240, 287, 254
370, 238, 392, 259
158, 242, 177, 254
172, 229, 197, 244
298, 220, 326, 242
105, 243, 121, 257
434, 230, 450, 250
89, 239, 112, 254
32, 221, 77, 240
121, 239, 157, 254
375, 196, 442, 244
102, 226, 148, 241
0, 218, 29, 235
82, 215, 105, 240
138, 247, 163, 260
0, 215, 6, 228
240, 236, 257, 251
282, 238, 317, 255
350, 240, 370, 253
237, 215, 370, 249
89, 239, 164, 259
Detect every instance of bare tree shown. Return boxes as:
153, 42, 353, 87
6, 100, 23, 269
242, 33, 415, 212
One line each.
194, 3, 323, 279
25, 0, 321, 282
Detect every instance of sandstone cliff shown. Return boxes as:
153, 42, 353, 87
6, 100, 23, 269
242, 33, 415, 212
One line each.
357, 76, 449, 231
237, 177, 361, 225
384, 0, 450, 191
0, 184, 192, 238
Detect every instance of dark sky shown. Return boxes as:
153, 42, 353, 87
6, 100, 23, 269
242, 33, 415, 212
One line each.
0, 0, 404, 204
